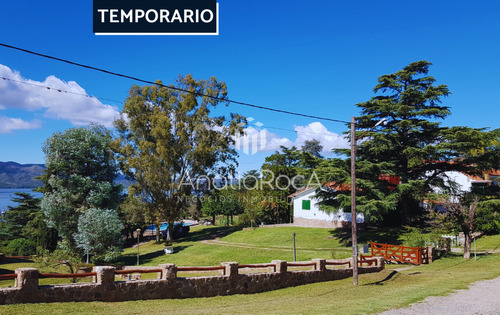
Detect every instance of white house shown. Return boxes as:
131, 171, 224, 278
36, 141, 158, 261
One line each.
431, 169, 499, 198
289, 186, 364, 228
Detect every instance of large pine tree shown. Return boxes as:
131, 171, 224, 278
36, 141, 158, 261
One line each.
318, 61, 498, 225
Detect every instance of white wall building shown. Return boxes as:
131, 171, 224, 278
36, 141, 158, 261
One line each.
431, 170, 499, 196
289, 186, 364, 228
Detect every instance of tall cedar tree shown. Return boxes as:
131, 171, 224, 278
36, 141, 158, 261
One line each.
318, 61, 498, 224
113, 75, 245, 243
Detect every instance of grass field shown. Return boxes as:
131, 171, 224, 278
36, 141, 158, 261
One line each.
1, 226, 500, 314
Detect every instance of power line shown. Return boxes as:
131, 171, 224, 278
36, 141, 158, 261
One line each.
1, 76, 123, 104
255, 125, 346, 137
2, 73, 346, 137
0, 42, 350, 124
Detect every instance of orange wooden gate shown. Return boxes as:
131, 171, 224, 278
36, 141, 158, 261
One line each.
370, 242, 428, 265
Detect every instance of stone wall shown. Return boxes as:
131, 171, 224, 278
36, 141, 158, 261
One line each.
0, 257, 384, 304
293, 217, 366, 229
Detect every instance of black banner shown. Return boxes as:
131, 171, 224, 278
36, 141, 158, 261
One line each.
93, 0, 218, 35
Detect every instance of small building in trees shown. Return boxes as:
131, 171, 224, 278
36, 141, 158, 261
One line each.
289, 184, 364, 228
430, 169, 498, 193
429, 169, 500, 205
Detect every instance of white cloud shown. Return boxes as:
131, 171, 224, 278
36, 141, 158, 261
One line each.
234, 122, 349, 156
0, 116, 42, 133
234, 127, 293, 155
0, 64, 120, 127
293, 122, 349, 154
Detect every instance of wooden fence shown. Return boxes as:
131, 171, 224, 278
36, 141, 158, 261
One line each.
369, 242, 428, 265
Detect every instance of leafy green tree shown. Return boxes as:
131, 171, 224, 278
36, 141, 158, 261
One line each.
40, 125, 122, 250
260, 146, 303, 224
23, 209, 58, 252
219, 189, 245, 225
74, 208, 124, 262
201, 188, 244, 225
0, 192, 58, 253
0, 192, 40, 241
302, 139, 323, 158
202, 196, 220, 224
475, 200, 500, 235
5, 238, 36, 256
241, 170, 260, 190
441, 199, 478, 259
118, 194, 149, 242
318, 61, 499, 224
113, 74, 245, 243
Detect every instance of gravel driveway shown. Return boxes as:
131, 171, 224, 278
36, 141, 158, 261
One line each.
379, 276, 500, 315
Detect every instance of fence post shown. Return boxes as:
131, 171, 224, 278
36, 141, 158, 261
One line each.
15, 268, 39, 290
159, 263, 177, 280
93, 266, 115, 284
272, 260, 287, 274
221, 262, 239, 278
312, 259, 326, 272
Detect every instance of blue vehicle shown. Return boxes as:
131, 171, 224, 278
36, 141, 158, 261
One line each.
145, 222, 190, 238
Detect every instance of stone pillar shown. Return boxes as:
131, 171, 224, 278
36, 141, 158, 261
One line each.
312, 259, 326, 272
221, 262, 238, 278
272, 260, 287, 274
93, 266, 115, 284
159, 263, 177, 280
374, 256, 385, 268
346, 257, 354, 268
15, 268, 39, 290
428, 247, 435, 263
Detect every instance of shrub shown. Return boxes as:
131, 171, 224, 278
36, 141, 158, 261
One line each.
6, 238, 37, 256
476, 200, 500, 235
74, 208, 124, 263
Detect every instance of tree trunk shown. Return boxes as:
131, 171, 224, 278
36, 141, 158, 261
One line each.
155, 224, 161, 244
212, 214, 216, 225
463, 232, 471, 260
231, 214, 233, 225
166, 220, 174, 246
226, 215, 230, 226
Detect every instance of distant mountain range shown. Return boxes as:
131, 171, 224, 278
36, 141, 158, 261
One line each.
0, 161, 45, 188
0, 161, 130, 189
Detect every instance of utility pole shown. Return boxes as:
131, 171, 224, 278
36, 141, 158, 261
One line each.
136, 228, 141, 266
350, 116, 387, 286
293, 232, 296, 262
350, 116, 358, 285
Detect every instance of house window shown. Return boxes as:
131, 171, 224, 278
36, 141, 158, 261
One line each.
302, 200, 311, 210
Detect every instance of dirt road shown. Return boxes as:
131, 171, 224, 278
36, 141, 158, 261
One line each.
380, 276, 500, 314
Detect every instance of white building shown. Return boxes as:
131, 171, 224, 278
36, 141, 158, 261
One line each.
432, 170, 499, 197
289, 186, 364, 228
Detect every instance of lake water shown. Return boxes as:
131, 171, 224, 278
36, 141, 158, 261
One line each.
0, 188, 43, 214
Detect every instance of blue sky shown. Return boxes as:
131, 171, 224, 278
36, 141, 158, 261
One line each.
0, 1, 499, 174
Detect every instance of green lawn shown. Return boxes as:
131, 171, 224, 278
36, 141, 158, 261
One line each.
475, 234, 500, 252
1, 225, 500, 314
118, 225, 352, 267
